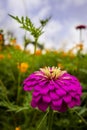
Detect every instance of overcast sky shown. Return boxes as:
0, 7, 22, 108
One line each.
0, 0, 87, 51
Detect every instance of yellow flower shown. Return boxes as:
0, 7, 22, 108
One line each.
0, 34, 3, 40
67, 51, 75, 59
0, 46, 2, 51
0, 54, 4, 60
58, 63, 64, 69
17, 62, 29, 73
61, 51, 67, 57
14, 44, 21, 50
78, 43, 83, 50
15, 127, 21, 130
7, 54, 12, 59
10, 39, 16, 45
35, 50, 42, 55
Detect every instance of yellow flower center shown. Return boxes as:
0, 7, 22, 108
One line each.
40, 67, 66, 79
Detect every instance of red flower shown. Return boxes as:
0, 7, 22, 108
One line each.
76, 25, 86, 30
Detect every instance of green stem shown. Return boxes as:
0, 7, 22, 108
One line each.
34, 38, 38, 55
48, 108, 54, 130
0, 80, 16, 127
37, 111, 48, 130
74, 110, 87, 125
17, 72, 21, 103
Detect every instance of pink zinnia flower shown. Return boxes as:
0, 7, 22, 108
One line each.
23, 67, 82, 112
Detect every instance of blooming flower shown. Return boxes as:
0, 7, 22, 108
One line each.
0, 54, 4, 60
58, 63, 64, 69
14, 44, 21, 50
76, 25, 86, 43
15, 127, 21, 130
76, 25, 86, 29
0, 34, 3, 41
17, 62, 29, 73
76, 43, 83, 51
23, 67, 82, 112
10, 38, 16, 45
7, 53, 12, 59
35, 50, 42, 55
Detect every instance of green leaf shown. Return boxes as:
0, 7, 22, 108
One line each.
36, 111, 48, 130
79, 107, 87, 115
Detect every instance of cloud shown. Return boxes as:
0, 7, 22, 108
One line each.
0, 0, 87, 51
45, 20, 62, 37
39, 20, 63, 49
25, 0, 43, 8
55, 0, 87, 11
0, 9, 6, 23
31, 6, 51, 26
0, 1, 7, 23
7, 0, 25, 16
71, 0, 87, 6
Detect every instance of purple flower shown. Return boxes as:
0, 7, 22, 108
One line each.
23, 67, 82, 112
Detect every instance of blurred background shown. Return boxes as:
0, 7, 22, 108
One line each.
0, 0, 87, 52
1, 1, 87, 130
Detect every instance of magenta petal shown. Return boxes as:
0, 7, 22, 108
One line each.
38, 100, 48, 111
34, 96, 41, 102
74, 96, 81, 106
62, 85, 70, 92
68, 98, 81, 108
34, 85, 41, 91
59, 102, 67, 112
48, 83, 55, 91
43, 95, 51, 103
68, 100, 75, 108
75, 99, 81, 106
52, 99, 62, 106
75, 95, 80, 100
50, 92, 59, 100
77, 89, 82, 95
40, 87, 49, 95
71, 85, 78, 91
33, 91, 40, 97
39, 80, 48, 86
56, 89, 66, 96
70, 91, 76, 97
51, 80, 59, 89
63, 94, 72, 103
51, 104, 61, 111
55, 80, 63, 87
23, 86, 32, 91
31, 100, 37, 108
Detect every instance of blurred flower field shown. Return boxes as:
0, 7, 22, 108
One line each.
0, 18, 87, 130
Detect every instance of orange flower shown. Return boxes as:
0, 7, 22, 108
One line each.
17, 62, 29, 73
61, 51, 67, 57
10, 39, 16, 45
58, 63, 64, 69
69, 53, 75, 58
78, 43, 83, 50
0, 34, 3, 41
0, 54, 4, 60
14, 44, 21, 50
67, 51, 75, 59
7, 54, 12, 59
15, 127, 21, 130
35, 50, 42, 55
0, 46, 2, 51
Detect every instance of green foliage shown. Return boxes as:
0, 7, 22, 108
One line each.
9, 14, 42, 39
9, 14, 50, 53
0, 46, 87, 130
